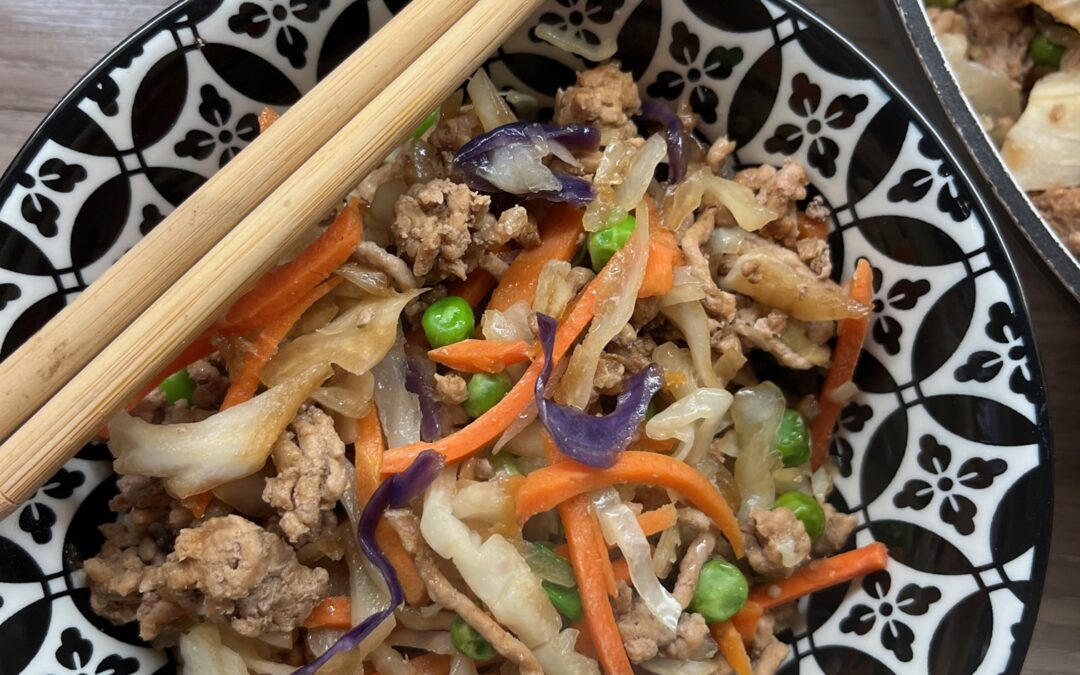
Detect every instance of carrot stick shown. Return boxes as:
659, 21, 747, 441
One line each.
446, 268, 497, 308
748, 542, 888, 611
711, 620, 752, 675
355, 405, 428, 605
487, 204, 584, 312
810, 258, 873, 469
638, 225, 682, 298
636, 503, 678, 534
571, 621, 598, 659
731, 600, 763, 643
611, 556, 631, 585
258, 106, 279, 134
516, 452, 744, 557
220, 277, 342, 410
381, 269, 600, 474
304, 596, 352, 629
560, 495, 632, 675
223, 200, 362, 333
183, 492, 214, 519
408, 654, 451, 675
427, 339, 533, 373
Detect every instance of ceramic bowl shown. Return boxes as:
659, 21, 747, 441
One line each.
0, 1, 1052, 673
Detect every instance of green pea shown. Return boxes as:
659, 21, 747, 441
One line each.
159, 368, 196, 404
411, 109, 439, 138
542, 580, 584, 622
450, 615, 496, 660
587, 214, 636, 272
490, 452, 521, 476
464, 372, 512, 418
1030, 34, 1066, 69
688, 558, 748, 623
422, 296, 475, 348
773, 491, 826, 541
776, 409, 811, 468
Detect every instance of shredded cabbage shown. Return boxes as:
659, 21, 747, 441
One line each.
645, 387, 733, 463
640, 658, 724, 675
110, 363, 329, 498
660, 300, 722, 388
731, 382, 786, 516
261, 289, 422, 386
584, 135, 667, 232
467, 68, 517, 132
421, 469, 600, 675
179, 624, 248, 675
1002, 68, 1080, 191
395, 605, 455, 631
721, 253, 867, 321
533, 259, 576, 319
938, 32, 1021, 146
651, 342, 698, 400
1030, 0, 1080, 32
372, 333, 423, 448
700, 171, 777, 231
559, 200, 650, 408
592, 487, 682, 632
312, 370, 375, 419
534, 23, 618, 62
387, 628, 455, 655
370, 645, 413, 675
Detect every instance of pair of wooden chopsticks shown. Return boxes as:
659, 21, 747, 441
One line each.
0, 0, 548, 517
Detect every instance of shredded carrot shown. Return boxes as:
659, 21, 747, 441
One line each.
711, 620, 752, 675
355, 405, 428, 605
560, 495, 632, 675
611, 557, 631, 584
748, 542, 888, 610
571, 620, 599, 659
427, 339, 533, 373
223, 200, 362, 334
381, 266, 601, 474
183, 492, 214, 519
731, 600, 763, 643
797, 211, 830, 240
446, 268, 498, 308
258, 106, 279, 134
636, 503, 678, 534
408, 653, 451, 675
516, 451, 744, 557
303, 596, 351, 629
810, 258, 873, 469
487, 204, 584, 312
220, 277, 342, 410
638, 225, 682, 298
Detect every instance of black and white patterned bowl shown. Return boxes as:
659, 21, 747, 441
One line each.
0, 1, 1052, 673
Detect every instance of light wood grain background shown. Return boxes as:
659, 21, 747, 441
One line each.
0, 0, 1075, 672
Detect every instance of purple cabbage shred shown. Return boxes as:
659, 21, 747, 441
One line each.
533, 314, 663, 468
293, 450, 444, 675
451, 122, 600, 205
639, 100, 689, 184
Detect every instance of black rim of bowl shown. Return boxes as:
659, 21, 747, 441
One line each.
0, 0, 1054, 672
890, 0, 1080, 305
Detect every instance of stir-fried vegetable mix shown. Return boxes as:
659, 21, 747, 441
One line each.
86, 56, 885, 675
928, 0, 1080, 255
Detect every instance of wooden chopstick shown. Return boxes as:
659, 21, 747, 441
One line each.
0, 0, 548, 517
0, 0, 480, 446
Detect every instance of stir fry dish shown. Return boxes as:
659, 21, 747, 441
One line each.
929, 0, 1080, 255
83, 61, 884, 675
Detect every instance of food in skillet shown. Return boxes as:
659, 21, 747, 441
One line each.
82, 61, 883, 675
928, 0, 1080, 254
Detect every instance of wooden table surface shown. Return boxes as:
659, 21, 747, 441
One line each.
0, 0, 1076, 672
